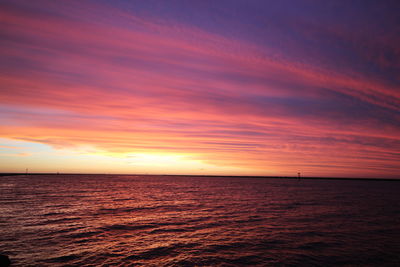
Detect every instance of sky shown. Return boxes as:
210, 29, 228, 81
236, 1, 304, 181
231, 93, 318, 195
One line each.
0, 0, 399, 178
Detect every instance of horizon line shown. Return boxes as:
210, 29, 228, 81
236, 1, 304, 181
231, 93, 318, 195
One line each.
0, 172, 399, 181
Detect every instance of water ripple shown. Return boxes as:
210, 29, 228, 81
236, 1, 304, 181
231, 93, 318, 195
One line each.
1, 175, 399, 266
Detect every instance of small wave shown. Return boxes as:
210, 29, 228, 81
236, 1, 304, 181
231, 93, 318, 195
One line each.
95, 204, 182, 215
203, 241, 252, 253
126, 246, 176, 261
27, 217, 80, 226
289, 230, 325, 238
228, 255, 264, 265
297, 241, 331, 250
98, 252, 122, 258
48, 226, 85, 235
100, 223, 157, 232
190, 221, 226, 231
259, 239, 287, 247
146, 219, 228, 235
126, 246, 177, 261
96, 206, 151, 214
234, 217, 264, 223
42, 212, 63, 216
148, 228, 187, 234
171, 255, 234, 266
44, 253, 81, 263
126, 243, 197, 261
66, 230, 102, 239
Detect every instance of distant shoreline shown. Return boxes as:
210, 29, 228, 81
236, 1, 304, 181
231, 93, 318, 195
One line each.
0, 173, 399, 181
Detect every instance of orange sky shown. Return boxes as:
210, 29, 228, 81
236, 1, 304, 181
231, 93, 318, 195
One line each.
1, 1, 399, 178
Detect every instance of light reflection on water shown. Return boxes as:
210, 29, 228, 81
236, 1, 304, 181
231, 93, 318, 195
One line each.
0, 175, 399, 266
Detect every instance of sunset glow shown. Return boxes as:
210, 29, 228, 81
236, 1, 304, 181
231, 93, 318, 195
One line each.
1, 1, 399, 177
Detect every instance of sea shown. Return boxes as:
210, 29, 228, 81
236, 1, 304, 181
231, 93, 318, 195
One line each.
0, 175, 399, 266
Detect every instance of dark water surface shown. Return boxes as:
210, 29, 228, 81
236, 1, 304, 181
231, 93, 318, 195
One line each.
1, 175, 399, 266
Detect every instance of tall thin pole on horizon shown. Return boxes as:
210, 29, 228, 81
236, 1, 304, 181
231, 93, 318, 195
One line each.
26, 168, 28, 175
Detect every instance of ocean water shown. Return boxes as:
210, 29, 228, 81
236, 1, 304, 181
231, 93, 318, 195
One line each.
0, 175, 399, 266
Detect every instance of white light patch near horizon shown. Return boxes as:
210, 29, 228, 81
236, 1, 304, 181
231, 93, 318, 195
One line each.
0, 138, 256, 175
